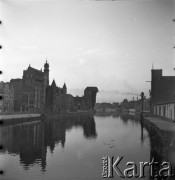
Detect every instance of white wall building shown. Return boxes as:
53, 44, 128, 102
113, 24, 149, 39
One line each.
153, 102, 175, 121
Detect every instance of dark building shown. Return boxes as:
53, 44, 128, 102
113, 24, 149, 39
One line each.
151, 69, 175, 120
84, 87, 98, 110
11, 61, 49, 112
10, 61, 98, 113
46, 82, 98, 113
74, 96, 84, 111
151, 69, 175, 105
45, 80, 68, 113
10, 79, 23, 112
74, 87, 98, 111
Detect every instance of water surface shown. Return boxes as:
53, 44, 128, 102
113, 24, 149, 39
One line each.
0, 114, 172, 180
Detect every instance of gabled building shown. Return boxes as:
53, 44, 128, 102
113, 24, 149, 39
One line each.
10, 61, 49, 112
45, 80, 68, 113
0, 81, 14, 113
9, 61, 98, 113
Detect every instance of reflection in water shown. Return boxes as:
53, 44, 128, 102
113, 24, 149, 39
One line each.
0, 113, 174, 179
0, 114, 97, 172
100, 113, 175, 179
121, 113, 175, 179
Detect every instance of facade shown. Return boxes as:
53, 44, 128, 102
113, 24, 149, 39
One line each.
22, 62, 49, 112
10, 79, 23, 112
66, 94, 74, 111
74, 87, 98, 111
46, 80, 98, 113
0, 81, 14, 113
153, 103, 175, 120
11, 61, 49, 112
84, 87, 98, 110
45, 80, 68, 113
8, 61, 98, 113
151, 69, 175, 120
74, 96, 84, 111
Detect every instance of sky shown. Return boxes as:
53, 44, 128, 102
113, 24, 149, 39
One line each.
0, 0, 175, 103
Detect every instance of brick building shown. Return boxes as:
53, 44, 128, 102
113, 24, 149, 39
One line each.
11, 61, 49, 112
8, 61, 98, 113
74, 87, 98, 111
45, 80, 68, 113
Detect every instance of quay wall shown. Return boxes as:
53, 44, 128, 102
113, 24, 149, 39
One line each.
0, 111, 94, 126
143, 116, 175, 166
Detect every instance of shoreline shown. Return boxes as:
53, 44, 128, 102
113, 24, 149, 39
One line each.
0, 111, 94, 126
0, 113, 41, 120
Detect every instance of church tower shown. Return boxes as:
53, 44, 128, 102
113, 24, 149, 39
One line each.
44, 60, 49, 87
63, 83, 67, 95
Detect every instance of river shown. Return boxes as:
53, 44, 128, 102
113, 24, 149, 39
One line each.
0, 113, 174, 180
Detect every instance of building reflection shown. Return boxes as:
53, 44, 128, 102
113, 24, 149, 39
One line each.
0, 114, 97, 172
120, 113, 141, 125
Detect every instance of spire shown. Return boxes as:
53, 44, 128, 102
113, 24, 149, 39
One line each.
63, 82, 67, 88
51, 79, 56, 87
63, 82, 67, 95
152, 63, 154, 70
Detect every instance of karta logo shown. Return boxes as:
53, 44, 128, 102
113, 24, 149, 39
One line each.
102, 156, 175, 178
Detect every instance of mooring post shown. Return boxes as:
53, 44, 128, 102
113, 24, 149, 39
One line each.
141, 92, 144, 114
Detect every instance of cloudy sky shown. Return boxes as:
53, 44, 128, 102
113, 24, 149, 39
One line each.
0, 0, 175, 102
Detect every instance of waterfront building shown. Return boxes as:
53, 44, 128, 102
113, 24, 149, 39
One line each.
11, 61, 49, 112
74, 87, 98, 111
74, 96, 83, 111
9, 61, 98, 113
84, 87, 98, 110
0, 81, 14, 113
45, 80, 68, 112
66, 94, 74, 111
151, 69, 175, 120
10, 79, 23, 112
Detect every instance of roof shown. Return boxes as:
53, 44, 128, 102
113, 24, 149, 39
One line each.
153, 101, 175, 106
51, 79, 56, 87
63, 83, 67, 88
27, 66, 43, 74
84, 87, 98, 92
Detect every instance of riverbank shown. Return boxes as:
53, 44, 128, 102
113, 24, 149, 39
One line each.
0, 111, 94, 126
41, 111, 94, 120
0, 113, 41, 120
0, 114, 41, 126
